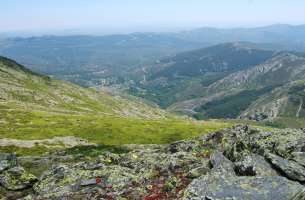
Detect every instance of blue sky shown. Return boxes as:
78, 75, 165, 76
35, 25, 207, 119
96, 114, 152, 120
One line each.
1, 0, 305, 33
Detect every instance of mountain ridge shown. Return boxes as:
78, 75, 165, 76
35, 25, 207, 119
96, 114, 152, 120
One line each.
179, 52, 305, 121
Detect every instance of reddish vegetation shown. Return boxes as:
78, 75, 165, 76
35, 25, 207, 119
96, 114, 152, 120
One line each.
95, 169, 193, 200
95, 177, 102, 184
142, 170, 192, 200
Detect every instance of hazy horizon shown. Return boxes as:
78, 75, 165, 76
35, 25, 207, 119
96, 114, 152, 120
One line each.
1, 0, 305, 36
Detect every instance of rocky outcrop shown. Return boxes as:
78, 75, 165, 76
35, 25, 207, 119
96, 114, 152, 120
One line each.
0, 153, 37, 199
184, 125, 305, 200
22, 145, 211, 199
0, 166, 37, 191
265, 153, 305, 182
184, 151, 305, 200
2, 125, 305, 199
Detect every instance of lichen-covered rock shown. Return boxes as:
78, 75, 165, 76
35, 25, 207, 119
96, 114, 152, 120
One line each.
209, 151, 235, 175
187, 166, 209, 178
4, 125, 305, 199
184, 151, 305, 200
168, 140, 197, 153
265, 153, 305, 182
0, 153, 17, 172
184, 126, 305, 200
33, 164, 139, 198
234, 154, 278, 176
184, 174, 305, 200
291, 152, 305, 167
0, 166, 37, 190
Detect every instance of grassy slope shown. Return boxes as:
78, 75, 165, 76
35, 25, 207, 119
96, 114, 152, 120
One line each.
0, 57, 233, 155
0, 56, 168, 118
0, 107, 232, 156
0, 106, 231, 145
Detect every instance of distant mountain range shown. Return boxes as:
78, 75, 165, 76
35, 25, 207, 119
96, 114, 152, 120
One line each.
0, 34, 206, 86
0, 24, 305, 87
176, 24, 305, 44
1, 24, 305, 124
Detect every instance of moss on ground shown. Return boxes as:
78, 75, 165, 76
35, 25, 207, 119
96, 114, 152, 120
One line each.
0, 109, 231, 144
0, 108, 233, 156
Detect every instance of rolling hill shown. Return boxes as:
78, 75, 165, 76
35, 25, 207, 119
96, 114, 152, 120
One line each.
151, 42, 275, 79
0, 56, 231, 151
0, 56, 167, 118
129, 42, 277, 107
171, 52, 305, 123
129, 42, 305, 126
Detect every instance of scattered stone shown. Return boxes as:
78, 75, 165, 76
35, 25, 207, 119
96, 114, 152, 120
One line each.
2, 125, 305, 199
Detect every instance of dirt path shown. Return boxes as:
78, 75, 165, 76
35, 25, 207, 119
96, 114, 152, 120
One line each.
296, 98, 303, 118
0, 136, 94, 148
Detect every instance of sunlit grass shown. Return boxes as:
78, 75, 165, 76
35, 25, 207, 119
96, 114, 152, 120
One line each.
0, 108, 233, 146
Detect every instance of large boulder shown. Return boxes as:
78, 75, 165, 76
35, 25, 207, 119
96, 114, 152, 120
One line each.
265, 153, 305, 182
184, 174, 305, 200
184, 151, 305, 200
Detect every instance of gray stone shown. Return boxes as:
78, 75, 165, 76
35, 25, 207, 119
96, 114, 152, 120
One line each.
291, 152, 305, 167
187, 166, 210, 178
0, 166, 37, 190
184, 174, 305, 200
0, 153, 17, 172
265, 153, 305, 182
210, 151, 235, 176
234, 154, 278, 176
